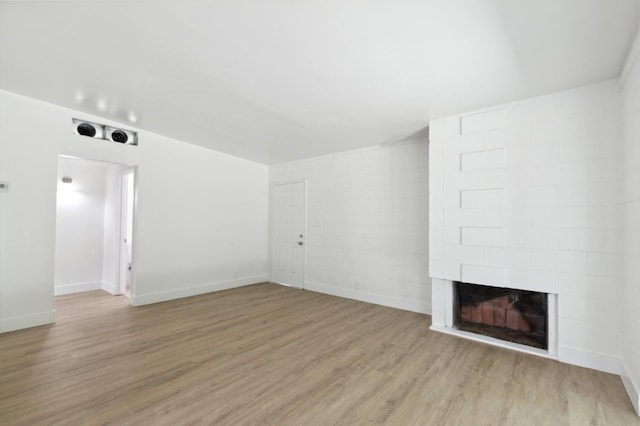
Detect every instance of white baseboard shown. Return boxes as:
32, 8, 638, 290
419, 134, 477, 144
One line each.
0, 310, 55, 333
54, 281, 103, 296
304, 280, 431, 314
621, 360, 640, 416
101, 281, 116, 295
131, 274, 269, 306
558, 345, 621, 375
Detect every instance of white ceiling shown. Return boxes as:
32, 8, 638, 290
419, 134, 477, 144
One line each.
0, 1, 637, 164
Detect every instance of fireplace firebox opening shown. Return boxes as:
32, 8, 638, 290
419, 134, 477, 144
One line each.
454, 281, 548, 350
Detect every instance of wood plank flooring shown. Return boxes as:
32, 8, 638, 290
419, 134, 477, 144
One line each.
0, 283, 638, 425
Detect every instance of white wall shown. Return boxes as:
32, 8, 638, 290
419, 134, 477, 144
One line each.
621, 31, 640, 415
269, 141, 430, 313
54, 158, 108, 295
0, 89, 269, 332
0, 94, 57, 332
429, 80, 624, 374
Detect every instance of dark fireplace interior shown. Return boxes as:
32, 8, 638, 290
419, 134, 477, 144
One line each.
454, 281, 548, 350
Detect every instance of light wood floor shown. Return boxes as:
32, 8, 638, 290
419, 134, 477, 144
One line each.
0, 283, 638, 425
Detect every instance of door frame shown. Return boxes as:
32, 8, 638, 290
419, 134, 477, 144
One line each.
117, 167, 137, 298
115, 166, 137, 299
53, 155, 138, 305
269, 179, 307, 289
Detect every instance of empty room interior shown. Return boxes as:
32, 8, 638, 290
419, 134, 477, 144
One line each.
2, 1, 640, 424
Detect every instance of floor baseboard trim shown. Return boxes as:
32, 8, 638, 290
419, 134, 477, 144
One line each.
558, 345, 621, 375
0, 310, 55, 333
131, 275, 269, 306
101, 282, 116, 295
621, 361, 640, 416
54, 281, 103, 296
304, 280, 430, 314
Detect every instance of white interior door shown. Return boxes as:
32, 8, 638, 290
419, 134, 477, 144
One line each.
270, 181, 306, 288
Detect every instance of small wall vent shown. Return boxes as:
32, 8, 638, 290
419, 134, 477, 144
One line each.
72, 118, 138, 146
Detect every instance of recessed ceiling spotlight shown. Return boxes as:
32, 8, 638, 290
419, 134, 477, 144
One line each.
72, 119, 105, 139
105, 126, 138, 145
128, 112, 138, 123
72, 119, 138, 146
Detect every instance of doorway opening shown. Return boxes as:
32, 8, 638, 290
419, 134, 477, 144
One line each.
54, 156, 137, 302
269, 180, 306, 289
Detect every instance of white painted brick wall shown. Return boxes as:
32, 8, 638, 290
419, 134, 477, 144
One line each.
430, 80, 624, 372
622, 36, 640, 412
460, 109, 505, 134
460, 227, 504, 247
460, 149, 505, 171
460, 264, 504, 287
270, 141, 430, 314
460, 189, 504, 208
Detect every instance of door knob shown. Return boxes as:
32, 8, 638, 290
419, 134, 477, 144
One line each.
298, 242, 303, 246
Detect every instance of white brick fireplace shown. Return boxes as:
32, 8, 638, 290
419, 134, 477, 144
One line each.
429, 80, 623, 374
